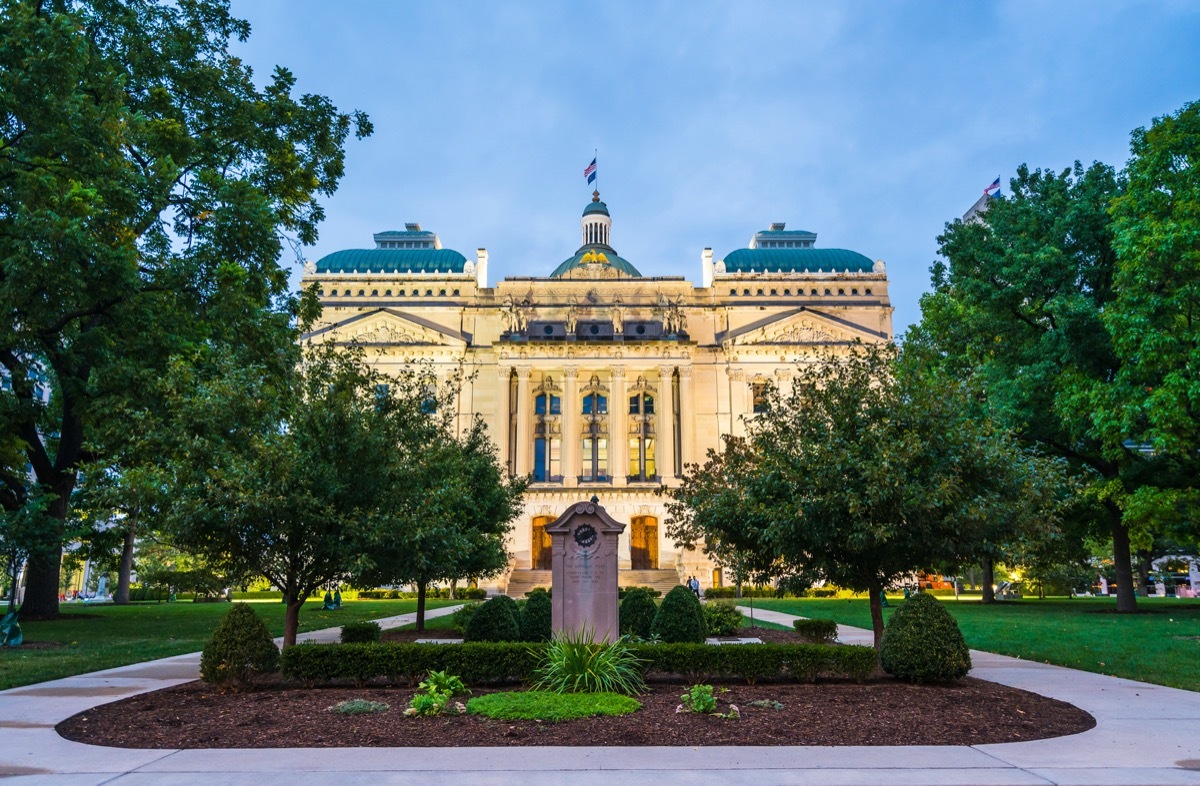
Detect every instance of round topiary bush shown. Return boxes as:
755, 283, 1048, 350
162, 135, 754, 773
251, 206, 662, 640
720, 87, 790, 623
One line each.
200, 603, 279, 688
520, 589, 552, 642
650, 585, 707, 643
880, 592, 971, 682
464, 594, 521, 642
701, 600, 744, 637
619, 587, 658, 638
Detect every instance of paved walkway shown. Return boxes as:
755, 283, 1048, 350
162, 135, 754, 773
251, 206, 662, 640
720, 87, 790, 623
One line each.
1, 605, 1198, 785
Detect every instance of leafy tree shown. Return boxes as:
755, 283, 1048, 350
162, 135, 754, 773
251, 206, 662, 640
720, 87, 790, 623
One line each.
669, 344, 1061, 648
164, 342, 394, 646
0, 0, 370, 618
355, 393, 526, 632
1103, 99, 1200, 551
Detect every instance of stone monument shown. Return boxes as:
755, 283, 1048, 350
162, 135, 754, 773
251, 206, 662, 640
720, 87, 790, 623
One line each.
544, 497, 626, 643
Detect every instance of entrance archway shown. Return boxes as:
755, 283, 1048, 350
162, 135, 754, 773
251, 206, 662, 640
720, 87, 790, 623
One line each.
531, 516, 553, 570
630, 516, 658, 570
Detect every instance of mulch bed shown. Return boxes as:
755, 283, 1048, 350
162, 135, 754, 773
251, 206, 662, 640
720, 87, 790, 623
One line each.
58, 651, 1094, 748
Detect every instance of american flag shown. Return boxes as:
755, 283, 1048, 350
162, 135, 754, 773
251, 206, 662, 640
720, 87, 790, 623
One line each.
584, 158, 597, 184
984, 177, 1000, 197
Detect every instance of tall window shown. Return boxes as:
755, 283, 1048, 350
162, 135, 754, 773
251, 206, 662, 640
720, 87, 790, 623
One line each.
580, 375, 608, 482
532, 379, 562, 483
752, 381, 769, 414
627, 378, 656, 481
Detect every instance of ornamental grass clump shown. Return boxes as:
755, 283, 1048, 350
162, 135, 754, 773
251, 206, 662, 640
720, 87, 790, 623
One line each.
200, 603, 279, 688
329, 699, 389, 715
650, 585, 707, 643
531, 628, 646, 695
880, 593, 971, 683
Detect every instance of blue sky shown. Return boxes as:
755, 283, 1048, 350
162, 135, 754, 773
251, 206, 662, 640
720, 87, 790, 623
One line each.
230, 1, 1200, 336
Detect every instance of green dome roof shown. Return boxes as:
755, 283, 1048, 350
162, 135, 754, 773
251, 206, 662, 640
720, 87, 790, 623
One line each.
550, 244, 641, 278
583, 200, 610, 217
314, 248, 468, 274
723, 247, 874, 274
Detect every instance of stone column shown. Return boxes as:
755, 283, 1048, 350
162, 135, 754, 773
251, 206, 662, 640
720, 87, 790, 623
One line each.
495, 366, 511, 474
678, 365, 694, 470
562, 365, 580, 484
728, 367, 747, 438
657, 364, 676, 480
515, 365, 532, 476
609, 365, 627, 487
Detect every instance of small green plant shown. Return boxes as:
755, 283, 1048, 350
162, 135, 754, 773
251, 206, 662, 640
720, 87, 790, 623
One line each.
880, 593, 971, 683
419, 669, 468, 697
340, 620, 382, 644
619, 587, 658, 638
746, 699, 784, 710
464, 595, 521, 642
702, 601, 744, 637
678, 683, 718, 713
650, 585, 707, 643
793, 618, 838, 644
467, 691, 640, 721
676, 683, 738, 719
404, 669, 469, 716
199, 603, 279, 688
328, 699, 389, 715
531, 628, 646, 695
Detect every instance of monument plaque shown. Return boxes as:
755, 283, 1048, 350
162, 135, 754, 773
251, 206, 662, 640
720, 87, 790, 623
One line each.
544, 498, 626, 642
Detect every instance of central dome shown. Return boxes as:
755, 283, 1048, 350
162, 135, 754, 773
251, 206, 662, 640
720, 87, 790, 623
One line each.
550, 191, 640, 278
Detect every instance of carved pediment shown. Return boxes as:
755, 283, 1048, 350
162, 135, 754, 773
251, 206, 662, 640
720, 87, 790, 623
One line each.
304, 309, 467, 348
724, 309, 880, 347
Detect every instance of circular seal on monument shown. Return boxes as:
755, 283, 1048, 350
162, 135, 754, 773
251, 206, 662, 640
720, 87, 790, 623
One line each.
573, 523, 598, 549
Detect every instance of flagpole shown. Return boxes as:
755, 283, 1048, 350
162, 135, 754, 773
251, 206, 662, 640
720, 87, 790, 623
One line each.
594, 148, 598, 193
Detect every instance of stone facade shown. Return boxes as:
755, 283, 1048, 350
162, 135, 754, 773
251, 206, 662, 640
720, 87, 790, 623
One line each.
301, 195, 892, 593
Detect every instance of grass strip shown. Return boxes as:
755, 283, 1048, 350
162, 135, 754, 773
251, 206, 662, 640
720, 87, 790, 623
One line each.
466, 690, 640, 721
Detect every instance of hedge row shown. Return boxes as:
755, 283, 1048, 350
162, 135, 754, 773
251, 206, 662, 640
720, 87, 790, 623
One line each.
279, 641, 877, 686
356, 588, 488, 600
702, 586, 868, 599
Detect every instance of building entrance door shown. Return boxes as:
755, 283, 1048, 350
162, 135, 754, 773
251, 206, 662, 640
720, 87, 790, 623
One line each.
532, 516, 553, 570
630, 516, 658, 570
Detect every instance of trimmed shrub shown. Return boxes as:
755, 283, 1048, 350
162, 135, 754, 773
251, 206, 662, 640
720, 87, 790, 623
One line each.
464, 595, 521, 643
340, 620, 382, 644
702, 601, 744, 637
519, 589, 552, 642
617, 585, 661, 599
650, 585, 707, 643
467, 691, 640, 721
792, 618, 838, 644
278, 640, 878, 686
880, 593, 971, 683
451, 602, 481, 634
200, 603, 279, 688
619, 588, 658, 638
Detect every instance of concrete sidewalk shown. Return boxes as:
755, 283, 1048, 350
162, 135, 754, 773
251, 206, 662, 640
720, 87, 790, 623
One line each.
0, 605, 1197, 785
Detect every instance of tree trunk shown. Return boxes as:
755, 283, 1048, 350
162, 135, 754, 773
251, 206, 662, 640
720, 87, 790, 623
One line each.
283, 596, 304, 647
980, 556, 996, 604
1108, 503, 1138, 612
416, 580, 427, 633
867, 578, 885, 650
449, 579, 457, 601
1134, 552, 1152, 598
114, 511, 138, 606
20, 487, 73, 620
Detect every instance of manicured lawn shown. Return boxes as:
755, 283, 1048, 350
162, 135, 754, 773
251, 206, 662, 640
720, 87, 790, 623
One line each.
0, 598, 456, 690
749, 596, 1200, 691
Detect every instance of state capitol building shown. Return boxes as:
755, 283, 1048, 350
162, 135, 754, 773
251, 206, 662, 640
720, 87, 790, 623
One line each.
302, 192, 892, 594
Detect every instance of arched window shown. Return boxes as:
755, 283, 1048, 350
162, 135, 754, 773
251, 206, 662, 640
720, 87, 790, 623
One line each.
533, 378, 562, 483
627, 379, 656, 482
580, 376, 608, 482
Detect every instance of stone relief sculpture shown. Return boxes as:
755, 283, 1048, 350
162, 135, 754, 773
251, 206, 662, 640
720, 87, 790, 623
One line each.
565, 298, 579, 334
611, 299, 624, 334
502, 295, 527, 334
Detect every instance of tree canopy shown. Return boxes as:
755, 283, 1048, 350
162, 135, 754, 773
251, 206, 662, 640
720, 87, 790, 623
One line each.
0, 0, 370, 618
668, 344, 1063, 647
